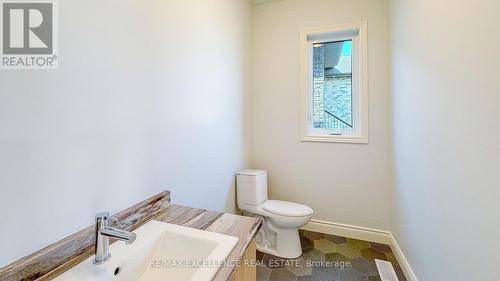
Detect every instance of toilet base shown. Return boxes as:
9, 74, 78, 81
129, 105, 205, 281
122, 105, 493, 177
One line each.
256, 242, 278, 256
258, 223, 303, 259
257, 241, 303, 259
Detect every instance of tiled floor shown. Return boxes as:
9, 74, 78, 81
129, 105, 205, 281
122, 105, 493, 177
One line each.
256, 229, 407, 281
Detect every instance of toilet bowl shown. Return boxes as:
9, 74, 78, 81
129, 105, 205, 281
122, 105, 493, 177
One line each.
236, 170, 313, 258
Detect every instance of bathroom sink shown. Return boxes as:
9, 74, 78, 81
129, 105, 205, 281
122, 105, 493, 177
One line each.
54, 220, 238, 281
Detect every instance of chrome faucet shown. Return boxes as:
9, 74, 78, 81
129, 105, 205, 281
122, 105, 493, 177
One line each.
93, 212, 137, 264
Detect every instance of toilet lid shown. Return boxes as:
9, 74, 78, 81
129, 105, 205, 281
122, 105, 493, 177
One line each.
261, 200, 313, 217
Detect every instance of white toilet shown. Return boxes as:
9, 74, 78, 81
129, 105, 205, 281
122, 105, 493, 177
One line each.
236, 169, 313, 258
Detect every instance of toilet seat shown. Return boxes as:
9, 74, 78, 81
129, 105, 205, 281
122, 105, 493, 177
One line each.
260, 200, 313, 217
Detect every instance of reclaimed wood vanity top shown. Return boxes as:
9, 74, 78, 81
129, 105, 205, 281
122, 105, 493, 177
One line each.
0, 191, 262, 281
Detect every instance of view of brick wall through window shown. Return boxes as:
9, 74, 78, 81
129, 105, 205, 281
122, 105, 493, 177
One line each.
312, 41, 353, 130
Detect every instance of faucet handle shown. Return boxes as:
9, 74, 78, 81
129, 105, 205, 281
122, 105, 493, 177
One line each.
95, 212, 118, 224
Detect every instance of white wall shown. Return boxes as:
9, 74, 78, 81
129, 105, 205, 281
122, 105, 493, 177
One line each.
0, 0, 251, 267
391, 0, 500, 280
251, 0, 392, 230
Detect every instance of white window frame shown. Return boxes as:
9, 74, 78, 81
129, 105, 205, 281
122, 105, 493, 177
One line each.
300, 22, 368, 144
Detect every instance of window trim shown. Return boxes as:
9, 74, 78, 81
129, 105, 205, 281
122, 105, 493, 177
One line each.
300, 22, 368, 144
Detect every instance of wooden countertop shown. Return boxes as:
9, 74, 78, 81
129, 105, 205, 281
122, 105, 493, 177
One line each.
0, 191, 262, 281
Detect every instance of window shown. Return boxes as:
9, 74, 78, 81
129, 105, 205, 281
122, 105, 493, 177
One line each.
300, 23, 368, 143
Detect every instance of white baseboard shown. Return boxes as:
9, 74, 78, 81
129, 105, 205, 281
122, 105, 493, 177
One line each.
302, 219, 392, 244
301, 219, 418, 281
389, 233, 419, 281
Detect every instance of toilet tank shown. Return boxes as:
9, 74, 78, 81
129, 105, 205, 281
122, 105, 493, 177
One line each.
236, 169, 268, 208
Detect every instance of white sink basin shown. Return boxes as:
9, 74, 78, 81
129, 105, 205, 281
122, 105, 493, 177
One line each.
54, 220, 238, 281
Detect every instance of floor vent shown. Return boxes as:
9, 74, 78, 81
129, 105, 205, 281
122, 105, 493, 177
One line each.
375, 259, 400, 281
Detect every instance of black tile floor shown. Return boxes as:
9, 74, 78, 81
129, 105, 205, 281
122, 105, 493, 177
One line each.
256, 229, 407, 281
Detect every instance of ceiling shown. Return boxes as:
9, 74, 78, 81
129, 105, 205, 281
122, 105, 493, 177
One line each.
251, 0, 282, 5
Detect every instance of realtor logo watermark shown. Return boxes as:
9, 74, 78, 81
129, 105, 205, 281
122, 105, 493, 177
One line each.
1, 0, 57, 69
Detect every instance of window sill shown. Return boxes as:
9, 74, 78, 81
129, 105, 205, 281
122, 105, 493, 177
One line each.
301, 134, 368, 144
